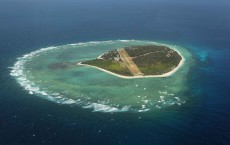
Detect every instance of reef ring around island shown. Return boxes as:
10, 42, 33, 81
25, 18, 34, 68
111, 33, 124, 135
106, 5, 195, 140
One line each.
10, 40, 194, 112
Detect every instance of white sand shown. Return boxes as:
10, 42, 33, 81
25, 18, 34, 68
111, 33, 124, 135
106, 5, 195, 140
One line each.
77, 48, 185, 79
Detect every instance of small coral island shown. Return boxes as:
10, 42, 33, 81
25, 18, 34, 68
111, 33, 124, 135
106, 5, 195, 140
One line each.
79, 45, 183, 78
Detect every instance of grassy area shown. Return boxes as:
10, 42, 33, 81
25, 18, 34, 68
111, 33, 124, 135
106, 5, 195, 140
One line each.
82, 59, 132, 76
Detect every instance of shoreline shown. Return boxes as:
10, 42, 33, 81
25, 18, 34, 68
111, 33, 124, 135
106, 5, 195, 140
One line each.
78, 47, 185, 79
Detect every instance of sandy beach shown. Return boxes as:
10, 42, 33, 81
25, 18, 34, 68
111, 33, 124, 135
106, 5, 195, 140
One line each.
78, 47, 185, 79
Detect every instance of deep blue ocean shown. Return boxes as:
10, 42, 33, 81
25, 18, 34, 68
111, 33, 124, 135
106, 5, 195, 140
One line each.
0, 0, 230, 145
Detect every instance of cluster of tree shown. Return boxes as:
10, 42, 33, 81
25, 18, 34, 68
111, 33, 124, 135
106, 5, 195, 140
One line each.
125, 45, 170, 57
101, 50, 119, 60
133, 50, 181, 75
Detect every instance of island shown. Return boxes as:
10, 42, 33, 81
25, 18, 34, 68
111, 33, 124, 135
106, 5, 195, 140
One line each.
12, 40, 191, 112
78, 45, 184, 78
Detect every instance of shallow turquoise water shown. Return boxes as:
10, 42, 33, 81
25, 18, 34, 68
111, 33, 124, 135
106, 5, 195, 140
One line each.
11, 40, 193, 112
2, 0, 230, 144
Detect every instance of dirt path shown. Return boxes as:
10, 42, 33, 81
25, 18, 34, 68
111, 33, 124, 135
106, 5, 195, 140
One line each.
118, 48, 143, 76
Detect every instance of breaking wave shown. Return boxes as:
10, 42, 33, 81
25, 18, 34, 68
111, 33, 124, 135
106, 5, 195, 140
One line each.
10, 40, 190, 112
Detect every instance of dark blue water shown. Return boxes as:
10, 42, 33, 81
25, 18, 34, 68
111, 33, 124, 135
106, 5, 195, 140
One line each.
1, 0, 230, 144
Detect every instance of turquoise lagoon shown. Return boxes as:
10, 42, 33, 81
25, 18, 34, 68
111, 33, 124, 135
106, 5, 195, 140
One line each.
10, 40, 194, 112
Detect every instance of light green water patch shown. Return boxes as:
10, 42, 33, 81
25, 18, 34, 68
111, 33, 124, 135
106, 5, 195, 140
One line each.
11, 40, 193, 112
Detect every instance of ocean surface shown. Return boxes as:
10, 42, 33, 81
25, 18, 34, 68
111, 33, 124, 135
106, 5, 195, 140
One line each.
10, 40, 193, 112
1, 0, 230, 145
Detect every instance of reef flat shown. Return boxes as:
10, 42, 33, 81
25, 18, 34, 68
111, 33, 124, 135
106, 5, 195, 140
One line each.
10, 40, 193, 112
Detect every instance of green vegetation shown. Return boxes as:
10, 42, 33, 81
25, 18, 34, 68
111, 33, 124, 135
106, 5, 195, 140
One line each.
100, 50, 120, 60
125, 45, 169, 57
81, 45, 182, 76
132, 48, 181, 75
82, 59, 132, 76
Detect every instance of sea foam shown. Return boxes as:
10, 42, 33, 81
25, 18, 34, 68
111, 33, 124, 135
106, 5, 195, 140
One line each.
9, 40, 149, 113
10, 40, 187, 113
